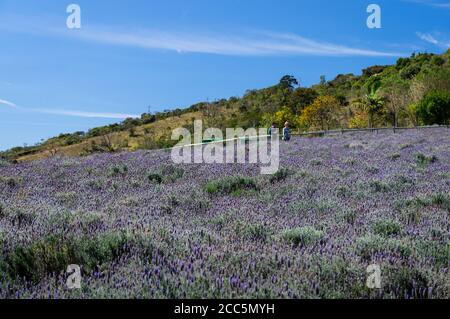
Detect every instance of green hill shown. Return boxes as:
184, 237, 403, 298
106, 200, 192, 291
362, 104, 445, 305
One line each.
2, 49, 449, 162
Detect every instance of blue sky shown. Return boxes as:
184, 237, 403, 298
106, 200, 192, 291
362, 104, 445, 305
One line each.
0, 0, 449, 150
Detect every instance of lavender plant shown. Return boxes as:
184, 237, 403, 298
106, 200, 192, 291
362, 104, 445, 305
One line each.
0, 128, 448, 299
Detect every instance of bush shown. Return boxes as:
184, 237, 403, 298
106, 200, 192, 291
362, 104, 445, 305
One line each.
372, 218, 403, 237
417, 91, 450, 125
430, 193, 450, 212
237, 223, 270, 242
0, 176, 19, 188
12, 210, 36, 228
161, 165, 185, 182
269, 168, 291, 183
384, 267, 430, 299
184, 193, 211, 213
0, 159, 9, 167
0, 202, 6, 219
282, 226, 324, 247
388, 153, 401, 161
415, 153, 438, 166
205, 176, 259, 195
147, 166, 184, 184
110, 165, 128, 177
369, 180, 390, 192
356, 235, 411, 260
1, 232, 135, 282
416, 241, 450, 268
341, 209, 357, 225
148, 173, 163, 184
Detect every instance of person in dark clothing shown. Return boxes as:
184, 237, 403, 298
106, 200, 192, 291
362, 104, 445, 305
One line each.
268, 123, 276, 136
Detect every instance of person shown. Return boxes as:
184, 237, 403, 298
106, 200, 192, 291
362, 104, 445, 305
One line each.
282, 121, 291, 141
267, 123, 276, 136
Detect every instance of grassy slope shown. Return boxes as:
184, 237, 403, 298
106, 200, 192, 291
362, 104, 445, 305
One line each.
3, 50, 450, 163
17, 111, 203, 162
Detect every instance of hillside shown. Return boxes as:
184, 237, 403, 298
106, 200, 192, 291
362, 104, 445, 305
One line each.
0, 128, 449, 298
2, 49, 449, 163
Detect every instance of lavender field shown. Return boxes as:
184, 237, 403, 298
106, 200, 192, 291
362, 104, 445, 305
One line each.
0, 129, 449, 299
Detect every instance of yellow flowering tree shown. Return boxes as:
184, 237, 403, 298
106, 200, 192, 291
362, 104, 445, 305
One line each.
299, 96, 341, 130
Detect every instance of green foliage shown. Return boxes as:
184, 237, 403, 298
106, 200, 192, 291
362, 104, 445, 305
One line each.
417, 91, 450, 125
1, 232, 136, 282
341, 209, 358, 225
0, 176, 20, 188
205, 176, 259, 195
429, 193, 450, 212
369, 180, 390, 193
236, 223, 270, 242
372, 218, 403, 237
160, 165, 185, 182
281, 226, 324, 247
269, 168, 292, 183
384, 267, 430, 298
0, 202, 5, 219
110, 164, 128, 177
148, 173, 163, 184
279, 75, 299, 90
147, 165, 184, 185
395, 192, 450, 215
415, 153, 438, 166
416, 241, 450, 268
356, 235, 411, 260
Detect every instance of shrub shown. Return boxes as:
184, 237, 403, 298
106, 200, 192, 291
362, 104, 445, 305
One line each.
416, 241, 450, 268
384, 267, 430, 299
205, 176, 259, 195
369, 180, 390, 192
184, 193, 211, 213
430, 193, 450, 212
372, 218, 403, 237
417, 91, 450, 125
356, 235, 411, 260
161, 165, 185, 182
147, 166, 184, 184
148, 173, 163, 184
110, 165, 128, 177
0, 176, 19, 188
0, 159, 9, 167
55, 192, 78, 206
237, 223, 270, 242
336, 185, 351, 198
0, 202, 4, 218
402, 209, 422, 225
388, 153, 401, 161
269, 168, 291, 183
310, 159, 323, 166
1, 232, 135, 282
415, 153, 438, 166
282, 226, 324, 247
341, 209, 358, 225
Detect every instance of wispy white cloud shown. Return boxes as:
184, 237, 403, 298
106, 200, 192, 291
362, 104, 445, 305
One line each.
0, 14, 403, 58
416, 32, 450, 48
0, 97, 138, 119
34, 108, 139, 119
416, 32, 439, 45
405, 0, 450, 9
59, 27, 403, 57
0, 98, 17, 108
